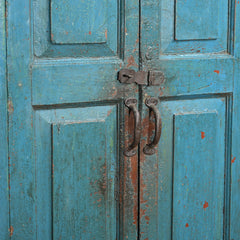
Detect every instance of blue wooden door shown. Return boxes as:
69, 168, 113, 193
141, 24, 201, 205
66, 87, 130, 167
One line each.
140, 0, 240, 240
3, 0, 140, 239
2, 0, 240, 239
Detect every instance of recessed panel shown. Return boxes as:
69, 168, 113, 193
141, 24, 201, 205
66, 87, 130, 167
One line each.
152, 97, 227, 239
175, 0, 218, 40
172, 112, 224, 239
51, 0, 108, 44
33, 0, 119, 58
35, 105, 118, 239
157, 0, 228, 54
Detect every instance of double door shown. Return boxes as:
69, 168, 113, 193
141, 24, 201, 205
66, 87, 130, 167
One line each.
1, 0, 240, 239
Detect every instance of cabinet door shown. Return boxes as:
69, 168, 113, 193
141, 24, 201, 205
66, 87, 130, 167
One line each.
140, 0, 240, 239
6, 0, 139, 239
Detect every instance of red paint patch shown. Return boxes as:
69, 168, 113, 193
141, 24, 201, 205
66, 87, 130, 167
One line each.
232, 157, 236, 164
214, 70, 220, 74
201, 132, 205, 139
203, 201, 209, 209
89, 31, 92, 35
185, 223, 189, 228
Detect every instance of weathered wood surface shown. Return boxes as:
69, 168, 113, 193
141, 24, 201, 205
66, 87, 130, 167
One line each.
0, 0, 8, 238
140, 0, 240, 239
3, 0, 240, 239
7, 0, 139, 239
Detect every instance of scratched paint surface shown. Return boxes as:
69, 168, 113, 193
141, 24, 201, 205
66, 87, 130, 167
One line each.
173, 112, 225, 239
7, 0, 139, 238
140, 1, 237, 237
0, 0, 8, 239
5, 0, 240, 239
51, 0, 109, 44
140, 97, 227, 239
175, 0, 218, 40
52, 107, 117, 239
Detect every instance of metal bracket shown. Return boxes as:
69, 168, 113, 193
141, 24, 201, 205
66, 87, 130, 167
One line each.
118, 69, 165, 86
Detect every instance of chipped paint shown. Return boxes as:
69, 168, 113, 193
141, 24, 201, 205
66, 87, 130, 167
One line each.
126, 55, 138, 68
9, 226, 14, 237
203, 201, 209, 209
8, 100, 14, 114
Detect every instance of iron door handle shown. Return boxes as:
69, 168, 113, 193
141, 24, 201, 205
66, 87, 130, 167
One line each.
143, 97, 162, 155
124, 98, 141, 157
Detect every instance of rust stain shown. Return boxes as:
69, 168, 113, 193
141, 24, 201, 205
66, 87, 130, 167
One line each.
232, 157, 236, 164
89, 31, 92, 35
185, 223, 189, 228
201, 131, 205, 139
145, 216, 150, 221
65, 31, 68, 35
126, 55, 138, 68
9, 226, 14, 237
214, 70, 220, 74
203, 201, 209, 209
105, 29, 108, 39
51, 33, 54, 40
130, 155, 138, 226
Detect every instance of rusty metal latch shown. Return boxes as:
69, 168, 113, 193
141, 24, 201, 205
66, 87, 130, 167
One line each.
118, 69, 165, 86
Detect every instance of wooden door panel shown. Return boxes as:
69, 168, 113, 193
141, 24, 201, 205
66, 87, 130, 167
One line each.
35, 106, 118, 239
7, 0, 139, 239
50, 0, 110, 44
32, 61, 136, 105
140, 0, 238, 239
142, 0, 228, 55
33, 0, 118, 57
140, 97, 229, 239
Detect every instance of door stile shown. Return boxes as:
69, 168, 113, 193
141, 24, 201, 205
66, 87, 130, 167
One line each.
0, 0, 9, 238
7, 0, 35, 238
230, 1, 240, 238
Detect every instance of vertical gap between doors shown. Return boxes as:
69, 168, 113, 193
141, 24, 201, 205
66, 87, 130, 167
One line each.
138, 0, 142, 238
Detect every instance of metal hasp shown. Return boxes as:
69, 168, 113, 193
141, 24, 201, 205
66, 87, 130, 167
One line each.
143, 97, 162, 155
124, 98, 141, 157
118, 69, 165, 86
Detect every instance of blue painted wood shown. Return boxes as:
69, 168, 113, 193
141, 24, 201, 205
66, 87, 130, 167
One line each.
173, 111, 225, 239
140, 97, 226, 239
142, 0, 228, 55
7, 0, 139, 239
230, 0, 240, 238
34, 0, 117, 58
175, 0, 218, 40
140, 0, 237, 239
0, 0, 9, 239
35, 106, 118, 239
7, 0, 35, 239
51, 0, 109, 44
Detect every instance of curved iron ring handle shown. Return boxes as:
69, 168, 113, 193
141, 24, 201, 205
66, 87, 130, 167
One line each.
143, 97, 162, 155
124, 98, 141, 157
